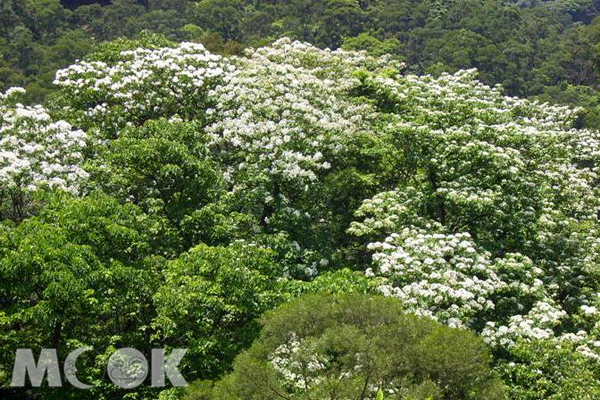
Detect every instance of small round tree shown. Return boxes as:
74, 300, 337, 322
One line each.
199, 294, 506, 400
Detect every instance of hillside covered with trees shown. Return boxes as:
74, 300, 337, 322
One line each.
2, 0, 600, 127
2, 1, 600, 400
1, 32, 600, 398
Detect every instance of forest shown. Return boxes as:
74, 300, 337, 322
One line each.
2, 1, 600, 399
3, 0, 600, 128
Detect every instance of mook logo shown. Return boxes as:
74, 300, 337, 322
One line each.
10, 348, 188, 389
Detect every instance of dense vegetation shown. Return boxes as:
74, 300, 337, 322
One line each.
1, 32, 600, 398
206, 294, 506, 399
3, 0, 600, 128
2, 1, 600, 399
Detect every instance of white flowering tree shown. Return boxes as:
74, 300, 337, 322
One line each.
0, 87, 88, 222
52, 35, 230, 137
349, 68, 600, 364
52, 35, 600, 348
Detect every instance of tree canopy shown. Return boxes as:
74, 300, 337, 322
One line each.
2, 0, 600, 129
1, 13, 600, 400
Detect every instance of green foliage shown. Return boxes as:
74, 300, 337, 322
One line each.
342, 33, 402, 57
0, 193, 169, 398
296, 268, 383, 295
88, 119, 229, 250
153, 242, 290, 379
203, 294, 506, 399
498, 339, 600, 399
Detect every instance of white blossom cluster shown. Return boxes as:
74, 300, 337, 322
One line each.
207, 38, 382, 193
366, 227, 548, 329
484, 301, 600, 360
269, 333, 327, 391
268, 332, 391, 398
54, 42, 231, 134
0, 88, 88, 194
482, 301, 566, 347
53, 39, 392, 228
348, 188, 437, 237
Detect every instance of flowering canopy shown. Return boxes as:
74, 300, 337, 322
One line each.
349, 67, 600, 357
0, 88, 88, 194
0, 87, 88, 222
49, 37, 600, 356
4, 36, 600, 397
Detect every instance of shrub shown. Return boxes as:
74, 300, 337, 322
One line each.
196, 294, 506, 400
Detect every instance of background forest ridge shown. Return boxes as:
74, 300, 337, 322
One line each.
3, 0, 600, 128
